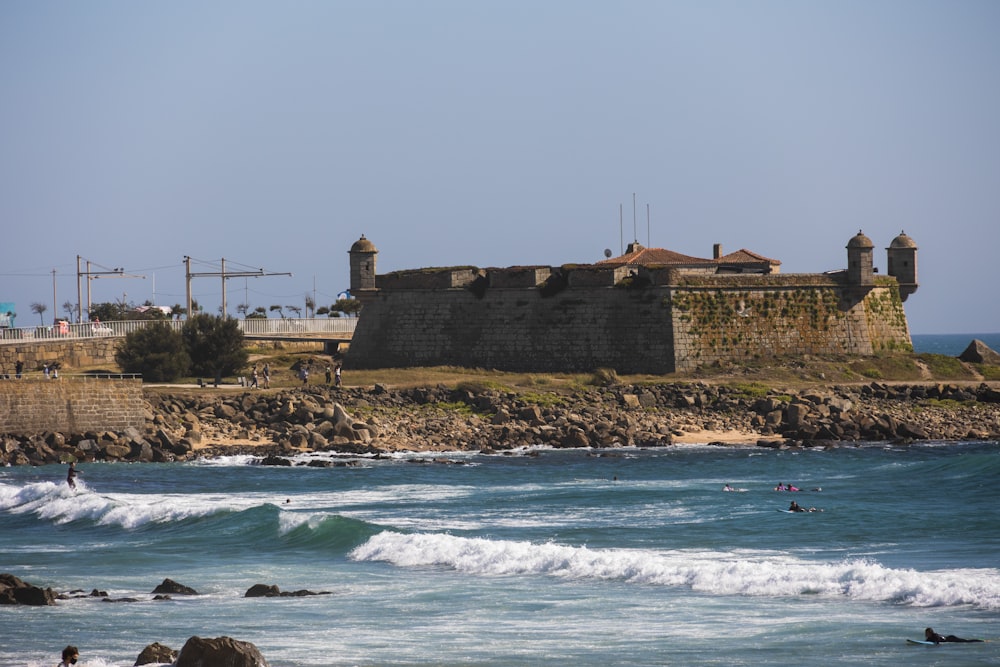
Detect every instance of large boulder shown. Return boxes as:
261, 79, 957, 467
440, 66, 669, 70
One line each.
0, 573, 56, 606
151, 578, 198, 595
958, 339, 1000, 365
331, 403, 374, 443
134, 642, 177, 666
245, 584, 280, 597
174, 636, 269, 667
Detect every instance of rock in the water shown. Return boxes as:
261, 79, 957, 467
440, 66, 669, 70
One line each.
151, 578, 198, 595
134, 642, 177, 666
0, 573, 57, 606
245, 584, 281, 597
174, 636, 269, 667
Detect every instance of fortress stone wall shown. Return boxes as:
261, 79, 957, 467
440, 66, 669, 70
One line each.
0, 377, 144, 435
343, 232, 916, 374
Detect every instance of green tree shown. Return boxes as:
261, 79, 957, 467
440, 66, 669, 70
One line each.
115, 321, 190, 382
182, 314, 248, 378
331, 298, 362, 316
88, 301, 130, 321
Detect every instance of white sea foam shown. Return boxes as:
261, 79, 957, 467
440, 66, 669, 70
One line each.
350, 531, 1000, 610
1, 480, 268, 529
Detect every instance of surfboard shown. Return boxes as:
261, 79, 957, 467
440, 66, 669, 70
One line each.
776, 508, 822, 513
906, 639, 938, 646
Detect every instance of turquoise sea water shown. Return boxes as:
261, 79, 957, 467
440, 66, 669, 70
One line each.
2, 441, 999, 667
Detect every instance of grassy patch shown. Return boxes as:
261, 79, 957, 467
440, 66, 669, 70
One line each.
916, 354, 977, 380
979, 365, 1000, 381
726, 382, 773, 398
519, 391, 567, 408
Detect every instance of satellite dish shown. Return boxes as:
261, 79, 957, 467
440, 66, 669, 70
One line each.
603, 248, 613, 258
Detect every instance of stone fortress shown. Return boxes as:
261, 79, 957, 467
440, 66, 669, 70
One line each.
343, 231, 918, 374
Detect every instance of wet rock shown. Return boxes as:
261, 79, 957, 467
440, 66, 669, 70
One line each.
151, 578, 198, 595
0, 573, 56, 606
174, 636, 269, 667
135, 642, 177, 666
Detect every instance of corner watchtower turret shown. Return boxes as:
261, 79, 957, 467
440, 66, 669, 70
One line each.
846, 230, 874, 287
886, 230, 918, 302
349, 235, 378, 300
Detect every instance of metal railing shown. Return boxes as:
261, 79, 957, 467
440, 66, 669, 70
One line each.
0, 317, 357, 344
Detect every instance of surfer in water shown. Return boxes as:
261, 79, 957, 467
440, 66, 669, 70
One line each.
66, 462, 78, 489
788, 501, 820, 512
924, 627, 983, 643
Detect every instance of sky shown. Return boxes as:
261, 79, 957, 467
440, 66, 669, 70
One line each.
1, 1, 998, 334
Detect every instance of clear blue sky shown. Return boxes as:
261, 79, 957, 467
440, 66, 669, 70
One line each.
2, 1, 998, 334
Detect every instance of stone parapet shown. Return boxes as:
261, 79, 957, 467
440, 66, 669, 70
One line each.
0, 338, 120, 375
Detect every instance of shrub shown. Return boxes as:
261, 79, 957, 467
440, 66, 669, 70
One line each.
182, 314, 249, 378
115, 321, 190, 382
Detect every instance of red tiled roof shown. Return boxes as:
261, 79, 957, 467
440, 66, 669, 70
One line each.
714, 249, 781, 266
597, 247, 712, 267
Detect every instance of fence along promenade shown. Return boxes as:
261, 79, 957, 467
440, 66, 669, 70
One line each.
0, 317, 357, 344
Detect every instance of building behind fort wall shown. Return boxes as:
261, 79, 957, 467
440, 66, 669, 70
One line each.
0, 377, 144, 436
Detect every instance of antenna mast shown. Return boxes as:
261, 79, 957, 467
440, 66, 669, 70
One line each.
632, 192, 637, 242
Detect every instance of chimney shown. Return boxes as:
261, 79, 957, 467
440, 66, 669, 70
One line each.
713, 243, 722, 259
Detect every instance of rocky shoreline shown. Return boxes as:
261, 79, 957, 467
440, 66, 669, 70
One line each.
3, 380, 1000, 466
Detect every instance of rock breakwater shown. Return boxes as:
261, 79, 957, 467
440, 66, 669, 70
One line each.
2, 381, 999, 465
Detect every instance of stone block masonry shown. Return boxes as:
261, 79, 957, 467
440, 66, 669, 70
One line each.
345, 274, 912, 374
0, 338, 120, 374
0, 377, 144, 436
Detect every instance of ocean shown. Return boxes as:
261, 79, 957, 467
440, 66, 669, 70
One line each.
911, 332, 1000, 356
2, 441, 998, 667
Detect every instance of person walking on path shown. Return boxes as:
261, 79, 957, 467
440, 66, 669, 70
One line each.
262, 363, 270, 389
334, 364, 342, 388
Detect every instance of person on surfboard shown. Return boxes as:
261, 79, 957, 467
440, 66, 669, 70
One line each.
924, 627, 983, 643
788, 501, 820, 512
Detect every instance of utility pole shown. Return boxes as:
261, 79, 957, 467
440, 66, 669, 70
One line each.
52, 269, 57, 325
76, 256, 145, 321
185, 256, 291, 319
